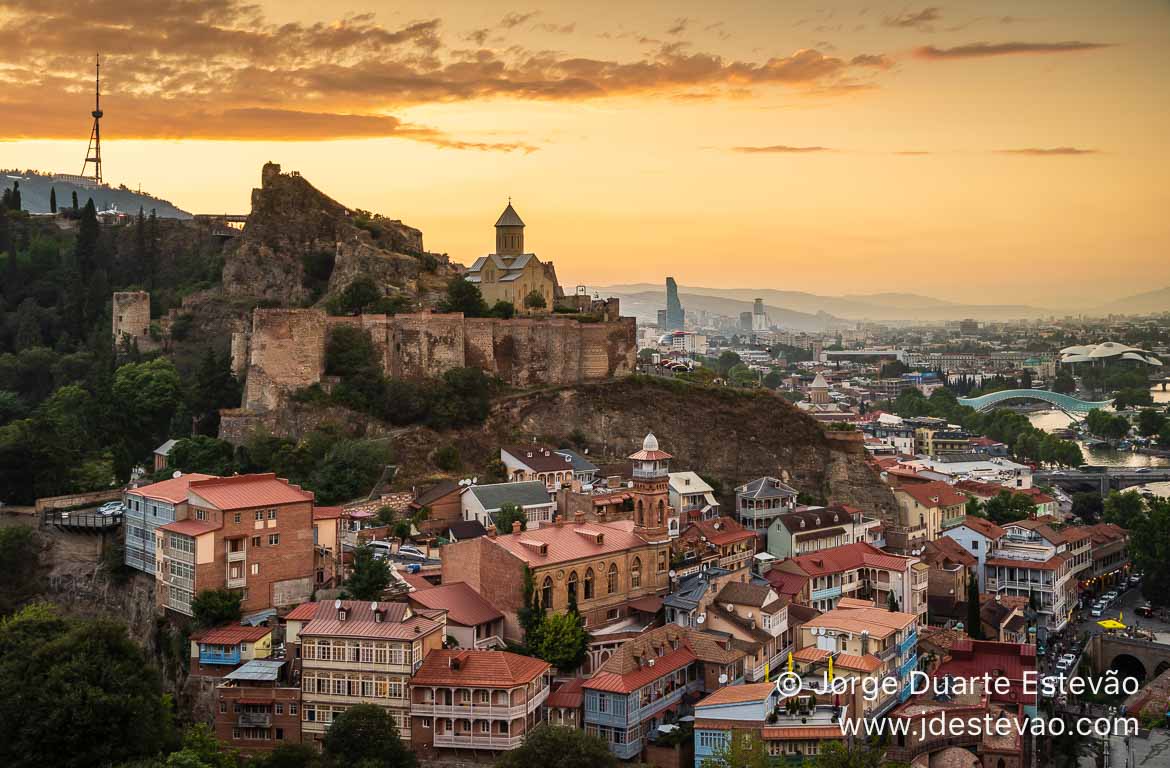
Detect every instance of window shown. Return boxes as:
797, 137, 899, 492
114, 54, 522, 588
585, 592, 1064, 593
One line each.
252, 536, 261, 548
971, 540, 979, 550
275, 703, 283, 715
598, 693, 608, 713
220, 701, 227, 713
234, 512, 241, 523
541, 577, 553, 608
268, 509, 278, 520
195, 509, 206, 521
255, 511, 265, 522
608, 563, 618, 593
290, 703, 298, 715
567, 571, 579, 603
631, 558, 642, 589
658, 550, 667, 572
584, 569, 595, 600
276, 728, 283, 740
269, 534, 280, 546
251, 563, 259, 576
480, 721, 491, 733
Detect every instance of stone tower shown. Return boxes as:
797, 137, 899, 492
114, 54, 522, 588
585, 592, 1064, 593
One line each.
494, 202, 525, 256
629, 432, 673, 542
112, 291, 157, 350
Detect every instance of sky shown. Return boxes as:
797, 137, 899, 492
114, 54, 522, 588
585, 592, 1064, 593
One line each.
1, 0, 1168, 308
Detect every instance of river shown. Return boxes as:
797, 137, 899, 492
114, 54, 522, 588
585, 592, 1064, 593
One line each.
1026, 385, 1170, 495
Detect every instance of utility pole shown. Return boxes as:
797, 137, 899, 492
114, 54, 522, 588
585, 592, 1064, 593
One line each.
82, 53, 103, 185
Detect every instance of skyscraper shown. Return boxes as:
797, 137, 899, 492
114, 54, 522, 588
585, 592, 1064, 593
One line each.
665, 277, 684, 330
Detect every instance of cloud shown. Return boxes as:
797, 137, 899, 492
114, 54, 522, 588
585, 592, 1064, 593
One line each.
883, 7, 941, 29
996, 147, 1099, 155
667, 18, 689, 36
732, 144, 832, 153
535, 22, 575, 34
499, 11, 539, 29
0, 0, 891, 143
894, 150, 930, 155
850, 53, 893, 69
914, 41, 1113, 59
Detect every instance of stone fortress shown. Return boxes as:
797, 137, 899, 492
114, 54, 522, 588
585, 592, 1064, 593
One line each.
111, 290, 159, 352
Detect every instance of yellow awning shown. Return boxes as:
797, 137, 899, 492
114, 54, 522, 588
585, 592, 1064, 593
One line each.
1097, 619, 1126, 630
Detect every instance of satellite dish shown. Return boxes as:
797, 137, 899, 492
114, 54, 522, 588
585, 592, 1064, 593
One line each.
669, 570, 677, 578
334, 599, 342, 609
172, 471, 182, 479
718, 674, 728, 684
697, 614, 706, 624
370, 602, 378, 611
473, 477, 478, 484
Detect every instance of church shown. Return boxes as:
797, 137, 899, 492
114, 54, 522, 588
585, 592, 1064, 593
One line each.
464, 202, 562, 314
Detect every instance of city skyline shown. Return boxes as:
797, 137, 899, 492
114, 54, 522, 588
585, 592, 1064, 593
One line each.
2, 0, 1169, 305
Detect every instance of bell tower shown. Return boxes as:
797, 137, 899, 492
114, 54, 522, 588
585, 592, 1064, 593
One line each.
494, 200, 525, 257
629, 432, 672, 541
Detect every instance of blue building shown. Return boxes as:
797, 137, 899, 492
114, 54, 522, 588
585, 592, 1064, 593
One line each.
583, 625, 745, 760
123, 472, 215, 574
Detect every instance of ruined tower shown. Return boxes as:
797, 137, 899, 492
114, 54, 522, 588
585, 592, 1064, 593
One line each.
112, 291, 156, 350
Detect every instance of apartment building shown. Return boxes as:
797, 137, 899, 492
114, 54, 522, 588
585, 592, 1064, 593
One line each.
1084, 523, 1130, 589
766, 505, 882, 560
123, 473, 214, 574
461, 481, 556, 529
702, 581, 792, 683
409, 650, 550, 754
298, 600, 445, 744
405, 582, 506, 650
985, 522, 1080, 633
583, 625, 746, 760
214, 659, 301, 753
734, 476, 799, 537
693, 683, 845, 768
942, 516, 1006, 592
772, 542, 927, 620
189, 624, 274, 677
674, 517, 757, 576
501, 446, 588, 490
668, 472, 720, 532
154, 474, 317, 617
890, 481, 968, 553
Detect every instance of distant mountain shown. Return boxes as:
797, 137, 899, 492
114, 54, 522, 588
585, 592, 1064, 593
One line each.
1, 170, 190, 219
594, 283, 1052, 323
1089, 286, 1170, 317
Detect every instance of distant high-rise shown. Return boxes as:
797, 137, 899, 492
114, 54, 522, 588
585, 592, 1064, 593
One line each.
665, 277, 684, 330
752, 297, 768, 331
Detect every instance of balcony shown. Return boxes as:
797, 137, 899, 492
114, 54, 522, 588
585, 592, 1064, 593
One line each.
810, 585, 842, 602
433, 732, 524, 750
302, 658, 413, 674
747, 650, 789, 683
227, 549, 246, 562
200, 647, 241, 666
632, 467, 666, 480
413, 687, 547, 720
718, 550, 753, 570
898, 631, 918, 657
238, 712, 272, 727
226, 576, 247, 588
167, 574, 193, 592
164, 547, 194, 565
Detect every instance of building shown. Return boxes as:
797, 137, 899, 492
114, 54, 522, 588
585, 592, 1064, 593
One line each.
153, 439, 178, 472
214, 660, 301, 753
885, 681, 1025, 768
674, 517, 757, 576
914, 428, 972, 457
934, 639, 1038, 714
890, 481, 969, 552
702, 581, 793, 683
1083, 523, 1130, 590
693, 683, 844, 768
461, 481, 556, 529
501, 446, 590, 491
405, 582, 506, 650
808, 373, 831, 404
734, 477, 798, 539
984, 551, 1074, 634
190, 624, 274, 677
410, 480, 463, 536
409, 649, 550, 754
920, 536, 977, 606
772, 541, 927, 619
942, 516, 1006, 592
765, 504, 882, 560
298, 600, 445, 744
668, 472, 719, 533
154, 473, 318, 617
123, 472, 214, 575
464, 203, 559, 313
665, 277, 684, 331
312, 505, 342, 589
583, 625, 746, 760
547, 678, 585, 728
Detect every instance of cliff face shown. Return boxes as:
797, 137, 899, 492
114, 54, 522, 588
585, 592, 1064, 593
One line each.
221, 163, 439, 305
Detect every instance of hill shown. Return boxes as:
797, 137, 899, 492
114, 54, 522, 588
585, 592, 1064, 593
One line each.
1, 170, 190, 219
1090, 286, 1170, 317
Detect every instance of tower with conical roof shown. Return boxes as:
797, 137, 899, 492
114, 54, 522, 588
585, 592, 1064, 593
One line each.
809, 372, 831, 404
628, 433, 673, 541
495, 201, 525, 256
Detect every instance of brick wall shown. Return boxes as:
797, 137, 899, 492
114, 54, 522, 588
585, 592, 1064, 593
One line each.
112, 291, 158, 351
441, 537, 527, 640
243, 309, 327, 412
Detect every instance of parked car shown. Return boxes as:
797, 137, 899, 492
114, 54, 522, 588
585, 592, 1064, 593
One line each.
1137, 604, 1155, 618
1091, 605, 1104, 618
367, 541, 393, 560
98, 501, 125, 516
397, 545, 427, 561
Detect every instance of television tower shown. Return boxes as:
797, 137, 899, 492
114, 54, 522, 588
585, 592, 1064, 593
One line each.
82, 53, 103, 185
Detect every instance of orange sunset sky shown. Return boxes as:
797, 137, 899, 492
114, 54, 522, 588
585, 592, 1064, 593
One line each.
2, 0, 1168, 307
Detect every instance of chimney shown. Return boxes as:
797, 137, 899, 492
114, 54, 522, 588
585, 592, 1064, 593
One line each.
556, 515, 566, 527
487, 524, 497, 539
574, 510, 585, 524
512, 520, 522, 534
860, 630, 870, 656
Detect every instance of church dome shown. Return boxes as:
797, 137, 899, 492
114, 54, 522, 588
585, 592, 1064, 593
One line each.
642, 432, 659, 452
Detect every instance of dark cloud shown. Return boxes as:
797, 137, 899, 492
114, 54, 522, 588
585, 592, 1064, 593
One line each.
667, 18, 689, 36
850, 53, 893, 68
732, 145, 832, 153
535, 22, 575, 34
0, 0, 889, 142
883, 7, 941, 29
499, 11, 539, 29
915, 41, 1113, 59
997, 147, 1099, 155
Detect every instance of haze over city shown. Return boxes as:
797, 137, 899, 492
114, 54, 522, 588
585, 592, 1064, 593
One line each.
2, 0, 1169, 305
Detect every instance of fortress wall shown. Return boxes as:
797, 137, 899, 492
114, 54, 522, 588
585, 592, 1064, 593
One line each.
464, 318, 497, 372
242, 309, 327, 412
580, 323, 612, 379
391, 313, 466, 379
328, 314, 395, 372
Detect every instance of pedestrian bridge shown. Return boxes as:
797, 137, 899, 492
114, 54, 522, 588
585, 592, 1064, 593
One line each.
1089, 634, 1170, 683
957, 389, 1112, 415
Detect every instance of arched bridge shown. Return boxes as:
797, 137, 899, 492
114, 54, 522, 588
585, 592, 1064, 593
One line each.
1089, 634, 1170, 683
957, 389, 1112, 415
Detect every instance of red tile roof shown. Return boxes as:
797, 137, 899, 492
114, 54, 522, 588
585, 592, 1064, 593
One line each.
791, 646, 882, 672
896, 481, 968, 509
765, 569, 810, 597
300, 600, 443, 640
130, 473, 216, 504
934, 639, 1036, 705
313, 506, 343, 520
547, 677, 585, 709
790, 541, 912, 577
489, 519, 652, 566
188, 473, 313, 510
584, 646, 697, 693
406, 582, 503, 628
682, 517, 756, 547
157, 519, 218, 536
410, 649, 549, 688
922, 537, 978, 568
191, 624, 272, 645
284, 602, 319, 621
985, 553, 1066, 571
801, 604, 918, 639
954, 516, 1005, 540
761, 726, 844, 740
402, 572, 435, 591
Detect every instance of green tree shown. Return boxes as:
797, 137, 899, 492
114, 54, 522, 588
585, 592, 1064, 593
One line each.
716, 350, 741, 376
534, 611, 588, 671
325, 325, 378, 377
261, 743, 321, 768
887, 591, 899, 612
1114, 388, 1154, 410
188, 348, 242, 435
518, 566, 546, 648
346, 544, 391, 601
309, 439, 392, 505
169, 436, 236, 476
524, 290, 547, 310
71, 189, 78, 209
984, 491, 1036, 525
1053, 369, 1076, 394
328, 276, 382, 316
48, 187, 56, 213
1103, 490, 1145, 529
437, 277, 488, 317
702, 731, 771, 768
811, 741, 888, 768
964, 496, 983, 519
493, 502, 527, 534
1133, 498, 1170, 607
190, 588, 242, 629
966, 576, 983, 639
762, 370, 783, 389
489, 300, 516, 319
433, 444, 461, 471
0, 527, 42, 616
112, 357, 184, 464
0, 604, 175, 768
1071, 492, 1104, 524
164, 723, 238, 768
321, 702, 416, 768
728, 363, 758, 387
496, 724, 618, 768
1137, 408, 1166, 438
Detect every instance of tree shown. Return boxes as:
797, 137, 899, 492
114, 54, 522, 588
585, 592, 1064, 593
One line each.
887, 592, 899, 612
437, 277, 488, 317
321, 703, 416, 768
493, 502, 527, 534
1053, 369, 1076, 394
762, 370, 783, 389
346, 544, 391, 600
71, 190, 79, 209
261, 743, 321, 768
0, 527, 42, 616
518, 567, 545, 648
112, 357, 184, 465
966, 576, 983, 640
1137, 408, 1166, 438
48, 187, 56, 213
169, 436, 236, 476
164, 723, 238, 768
1071, 492, 1104, 524
524, 290, 547, 310
309, 439, 392, 505
325, 325, 378, 377
811, 740, 888, 768
190, 588, 242, 629
984, 491, 1035, 525
1133, 498, 1170, 607
716, 350, 741, 376
0, 604, 174, 768
433, 444, 461, 471
1085, 409, 1129, 441
489, 300, 515, 319
702, 731, 771, 768
964, 496, 984, 519
328, 276, 382, 316
496, 724, 618, 768
534, 611, 588, 670
1114, 388, 1154, 410
1103, 490, 1145, 529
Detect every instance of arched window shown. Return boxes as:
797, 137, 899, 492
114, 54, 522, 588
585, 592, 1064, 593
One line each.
567, 571, 579, 603
607, 563, 618, 593
541, 576, 553, 608
631, 558, 642, 589
657, 499, 665, 525
584, 569, 595, 600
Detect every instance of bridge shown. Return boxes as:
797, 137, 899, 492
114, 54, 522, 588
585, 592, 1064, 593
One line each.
957, 389, 1112, 416
193, 213, 248, 240
1035, 467, 1170, 494
1089, 634, 1170, 683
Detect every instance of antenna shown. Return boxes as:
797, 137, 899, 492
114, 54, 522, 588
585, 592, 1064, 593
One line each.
82, 52, 103, 185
